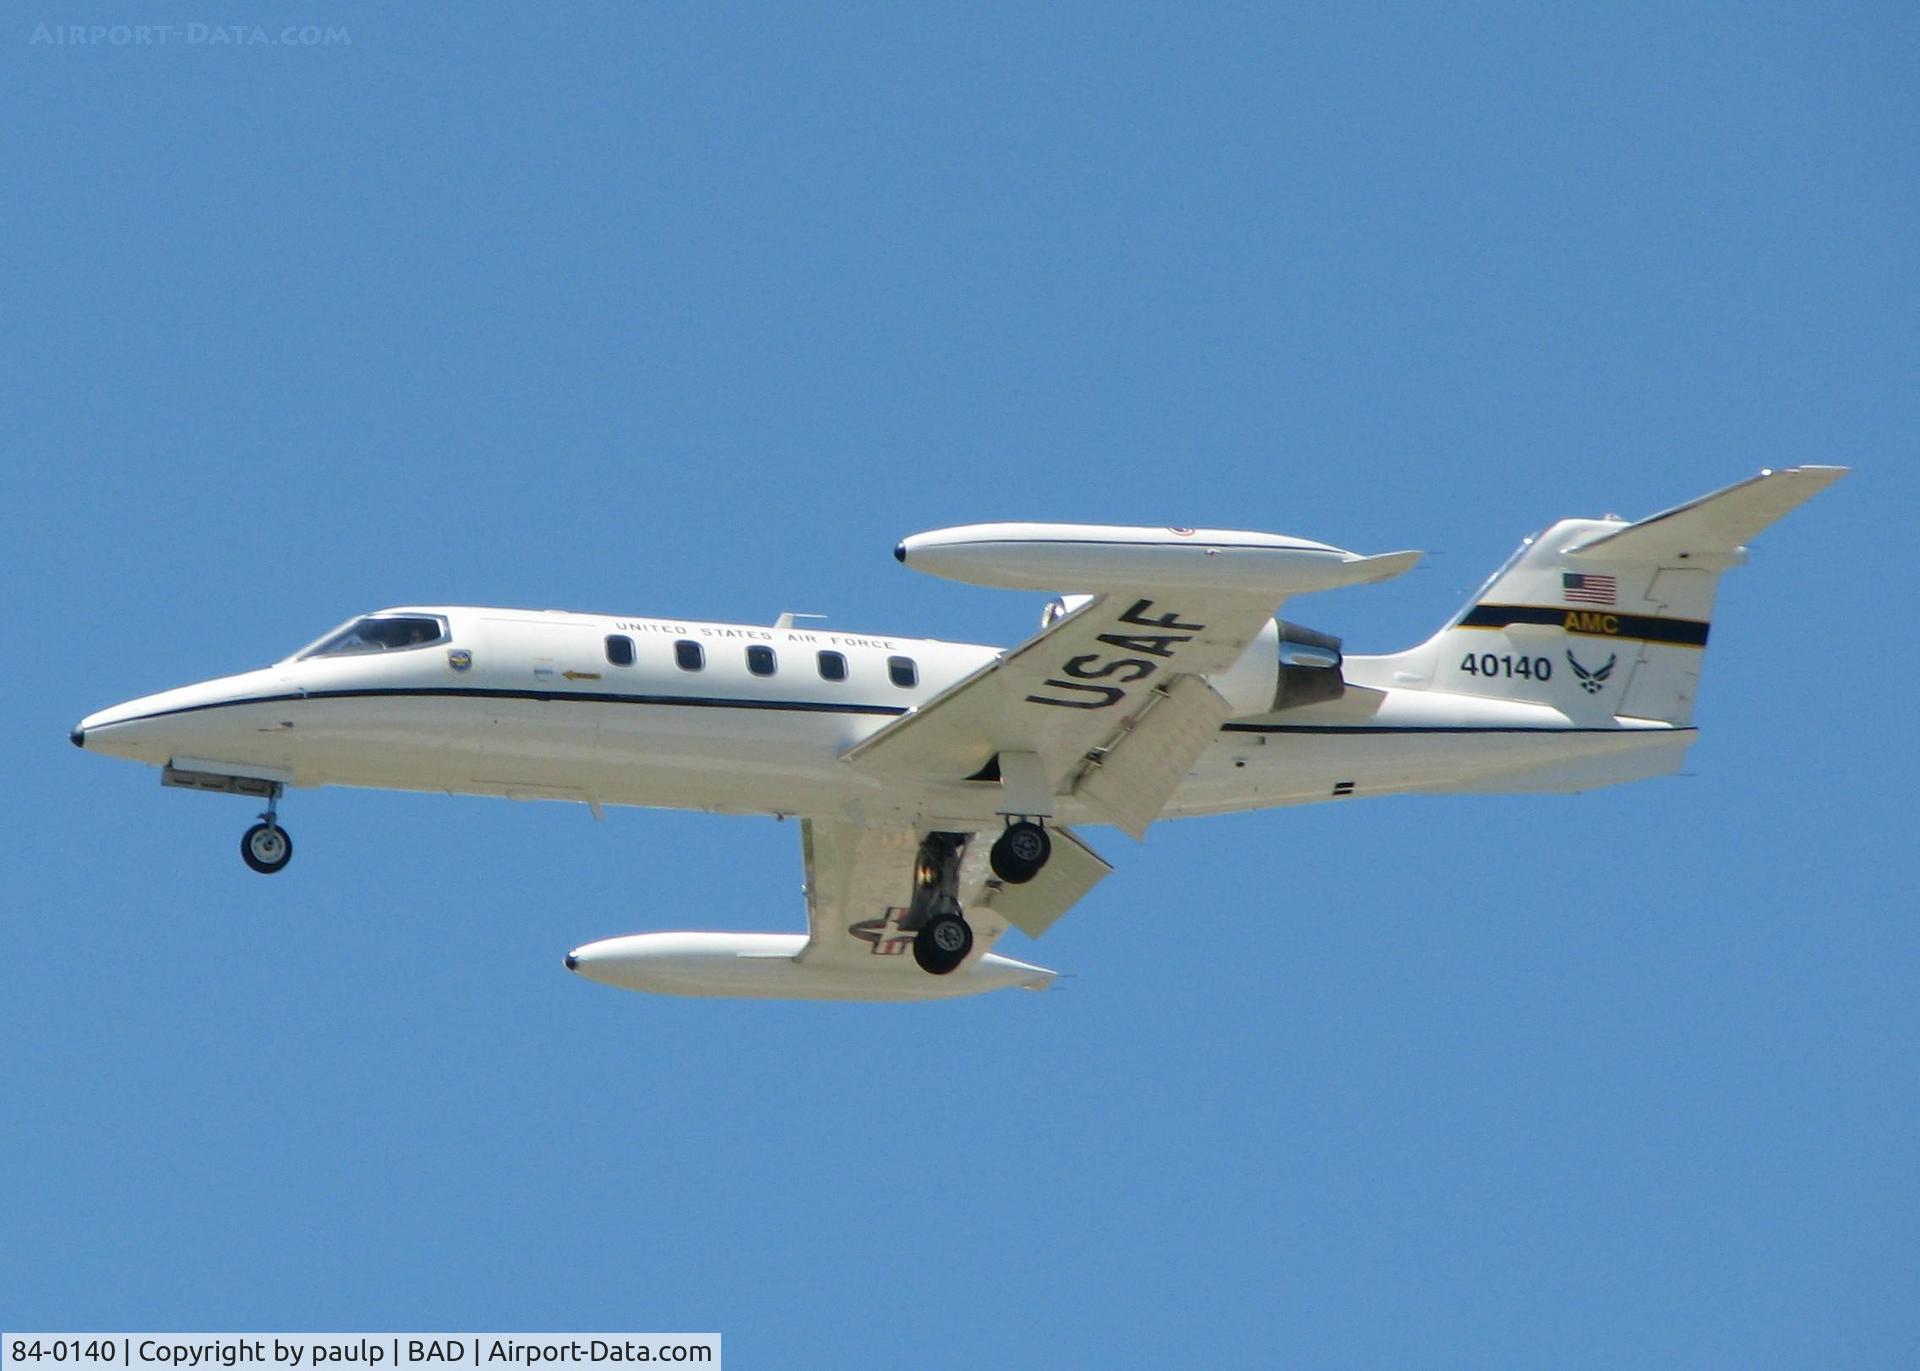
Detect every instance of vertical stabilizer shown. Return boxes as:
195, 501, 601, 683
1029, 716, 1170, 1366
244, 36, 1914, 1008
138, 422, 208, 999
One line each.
1369, 467, 1846, 726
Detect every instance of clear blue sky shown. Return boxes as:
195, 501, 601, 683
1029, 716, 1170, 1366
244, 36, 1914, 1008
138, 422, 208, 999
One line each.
4, 5, 1913, 1366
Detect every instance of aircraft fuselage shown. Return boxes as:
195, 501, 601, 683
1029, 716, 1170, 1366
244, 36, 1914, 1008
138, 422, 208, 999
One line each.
75, 603, 1687, 829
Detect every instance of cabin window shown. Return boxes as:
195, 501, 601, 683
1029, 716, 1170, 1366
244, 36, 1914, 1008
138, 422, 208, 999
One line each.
888, 655, 918, 689
605, 635, 635, 667
674, 640, 705, 671
817, 650, 848, 682
747, 645, 777, 677
299, 614, 449, 659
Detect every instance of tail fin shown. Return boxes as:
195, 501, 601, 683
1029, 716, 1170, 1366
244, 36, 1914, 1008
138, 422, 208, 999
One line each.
1375, 467, 1846, 725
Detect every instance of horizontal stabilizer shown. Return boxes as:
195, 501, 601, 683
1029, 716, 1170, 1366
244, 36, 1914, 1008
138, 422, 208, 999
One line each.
1567, 466, 1847, 563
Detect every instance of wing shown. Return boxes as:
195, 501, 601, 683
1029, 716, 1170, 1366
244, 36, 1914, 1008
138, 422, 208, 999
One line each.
850, 523, 1420, 839
841, 590, 1288, 837
798, 817, 1110, 967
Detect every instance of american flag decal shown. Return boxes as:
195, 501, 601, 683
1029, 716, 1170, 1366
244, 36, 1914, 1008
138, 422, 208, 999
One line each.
1562, 572, 1617, 605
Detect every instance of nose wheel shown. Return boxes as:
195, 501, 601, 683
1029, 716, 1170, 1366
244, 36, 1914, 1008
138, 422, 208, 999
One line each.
241, 822, 293, 873
240, 790, 293, 874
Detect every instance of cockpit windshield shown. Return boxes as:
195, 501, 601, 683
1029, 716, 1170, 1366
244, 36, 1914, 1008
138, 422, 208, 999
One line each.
297, 614, 449, 659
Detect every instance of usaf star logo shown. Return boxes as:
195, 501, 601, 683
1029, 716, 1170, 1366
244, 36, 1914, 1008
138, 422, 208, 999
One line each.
1567, 649, 1617, 695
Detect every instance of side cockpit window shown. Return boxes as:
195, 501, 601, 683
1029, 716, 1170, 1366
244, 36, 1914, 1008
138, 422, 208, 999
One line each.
299, 614, 449, 659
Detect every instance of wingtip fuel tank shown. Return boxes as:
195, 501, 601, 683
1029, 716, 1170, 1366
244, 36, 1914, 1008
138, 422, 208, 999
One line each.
565, 931, 1057, 1002
896, 522, 1420, 596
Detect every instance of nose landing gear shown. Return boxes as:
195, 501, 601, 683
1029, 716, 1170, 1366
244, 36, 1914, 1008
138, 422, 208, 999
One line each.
240, 789, 293, 874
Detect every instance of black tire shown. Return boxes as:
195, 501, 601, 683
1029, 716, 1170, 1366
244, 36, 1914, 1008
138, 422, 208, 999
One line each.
912, 913, 973, 975
990, 821, 1051, 884
241, 822, 293, 874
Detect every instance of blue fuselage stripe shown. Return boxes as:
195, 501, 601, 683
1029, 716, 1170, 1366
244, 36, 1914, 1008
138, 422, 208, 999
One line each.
95, 686, 914, 728
96, 686, 1692, 740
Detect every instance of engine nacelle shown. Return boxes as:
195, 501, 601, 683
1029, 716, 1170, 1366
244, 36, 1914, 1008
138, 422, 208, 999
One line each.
1269, 620, 1345, 710
1039, 599, 1344, 716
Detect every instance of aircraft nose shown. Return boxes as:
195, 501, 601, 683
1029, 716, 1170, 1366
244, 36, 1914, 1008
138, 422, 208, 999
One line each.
70, 726, 86, 749
564, 952, 579, 973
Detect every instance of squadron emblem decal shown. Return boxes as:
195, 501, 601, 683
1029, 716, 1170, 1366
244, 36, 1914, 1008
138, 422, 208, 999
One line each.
1566, 649, 1617, 695
448, 649, 473, 672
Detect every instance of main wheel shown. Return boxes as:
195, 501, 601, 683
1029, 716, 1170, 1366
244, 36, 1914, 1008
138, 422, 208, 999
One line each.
241, 822, 293, 874
990, 821, 1051, 884
912, 912, 973, 975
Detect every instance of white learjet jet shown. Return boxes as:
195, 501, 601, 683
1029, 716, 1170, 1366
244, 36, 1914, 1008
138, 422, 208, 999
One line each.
74, 467, 1844, 1001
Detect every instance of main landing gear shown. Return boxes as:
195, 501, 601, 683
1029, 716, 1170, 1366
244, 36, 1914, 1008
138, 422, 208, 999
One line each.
240, 789, 293, 875
989, 818, 1051, 884
914, 911, 973, 975
906, 822, 1054, 975
909, 831, 973, 976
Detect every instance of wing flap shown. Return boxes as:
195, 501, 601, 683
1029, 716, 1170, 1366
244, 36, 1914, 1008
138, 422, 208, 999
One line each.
1075, 674, 1236, 838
